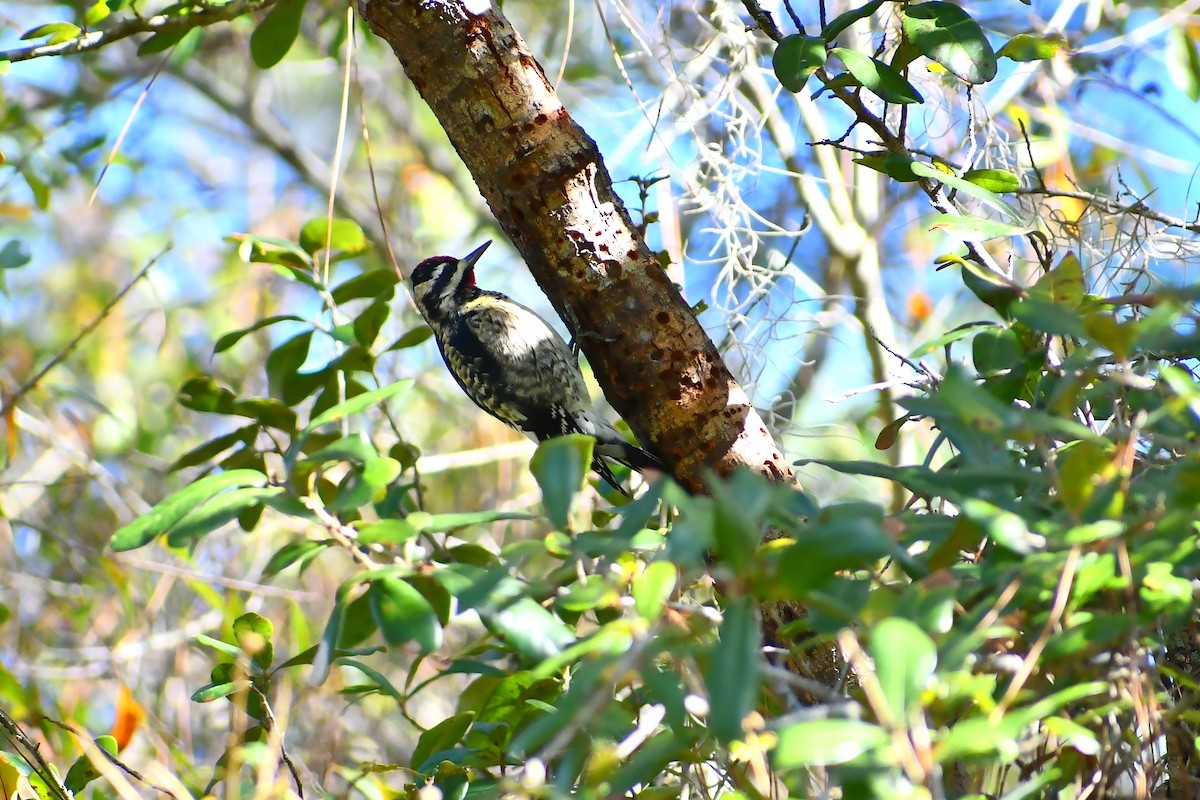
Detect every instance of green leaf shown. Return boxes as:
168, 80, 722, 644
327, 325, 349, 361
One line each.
369, 577, 442, 654
84, 1, 110, 26
178, 376, 237, 414
64, 734, 118, 792
776, 515, 902, 595
22, 169, 49, 210
901, 2, 997, 85
21, 22, 81, 42
266, 330, 314, 399
165, 486, 283, 548
822, 0, 889, 42
909, 161, 1026, 222
412, 509, 536, 532
214, 315, 305, 353
832, 47, 923, 104
356, 519, 419, 546
353, 298, 390, 347
972, 327, 1023, 376
229, 233, 312, 270
110, 469, 268, 552
264, 539, 331, 576
302, 380, 411, 435
773, 35, 827, 93
250, 0, 307, 69
934, 717, 1020, 763
529, 435, 593, 529
386, 326, 434, 351
962, 168, 1020, 194
191, 679, 252, 703
311, 583, 351, 684
411, 713, 475, 773
609, 731, 696, 795
998, 32, 1069, 63
910, 320, 998, 357
233, 612, 275, 672
556, 575, 617, 613
960, 498, 1043, 555
231, 398, 297, 431
331, 269, 400, 303
633, 561, 677, 621
1031, 251, 1085, 305
137, 28, 187, 55
484, 597, 574, 663
0, 240, 31, 270
705, 597, 760, 743
926, 214, 1029, 241
195, 632, 243, 658
299, 217, 369, 257
773, 719, 890, 767
334, 656, 403, 700
870, 618, 936, 723
853, 153, 921, 182
169, 424, 258, 472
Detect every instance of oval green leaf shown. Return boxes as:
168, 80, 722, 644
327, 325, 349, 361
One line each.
998, 33, 1068, 63
250, 0, 307, 69
869, 618, 936, 723
901, 1, 997, 85
774, 719, 890, 768
773, 35, 827, 93
962, 168, 1020, 194
369, 577, 442, 654
832, 47, 923, 104
110, 469, 268, 552
530, 434, 593, 529
299, 217, 368, 257
704, 596, 760, 743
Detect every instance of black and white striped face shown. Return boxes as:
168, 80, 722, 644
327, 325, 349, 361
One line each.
409, 241, 492, 321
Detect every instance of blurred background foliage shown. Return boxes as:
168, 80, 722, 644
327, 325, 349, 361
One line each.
2, 0, 1200, 797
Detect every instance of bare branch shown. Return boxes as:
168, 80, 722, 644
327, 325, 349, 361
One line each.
1016, 186, 1200, 236
0, 0, 275, 64
0, 247, 166, 419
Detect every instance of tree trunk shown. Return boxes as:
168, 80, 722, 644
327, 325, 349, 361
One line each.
356, 0, 790, 495
357, 0, 843, 692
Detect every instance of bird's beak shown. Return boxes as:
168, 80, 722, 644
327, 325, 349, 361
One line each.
461, 240, 492, 269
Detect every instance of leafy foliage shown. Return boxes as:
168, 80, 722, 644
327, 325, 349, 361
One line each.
3, 1, 1200, 799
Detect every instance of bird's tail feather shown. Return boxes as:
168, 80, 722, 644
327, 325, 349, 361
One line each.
595, 441, 666, 474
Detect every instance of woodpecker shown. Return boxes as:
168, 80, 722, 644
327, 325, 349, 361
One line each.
408, 241, 662, 495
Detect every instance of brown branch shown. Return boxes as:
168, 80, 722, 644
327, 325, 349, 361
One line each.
0, 0, 275, 64
356, 0, 794, 494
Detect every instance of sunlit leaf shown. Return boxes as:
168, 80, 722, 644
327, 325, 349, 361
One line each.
773, 35, 827, 93
832, 47, 923, 104
901, 2, 997, 85
110, 469, 268, 551
998, 32, 1069, 63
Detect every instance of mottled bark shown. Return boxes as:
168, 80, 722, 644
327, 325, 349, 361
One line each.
357, 0, 843, 691
356, 0, 789, 495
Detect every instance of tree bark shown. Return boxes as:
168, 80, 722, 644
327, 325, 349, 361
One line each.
357, 0, 844, 695
356, 0, 791, 495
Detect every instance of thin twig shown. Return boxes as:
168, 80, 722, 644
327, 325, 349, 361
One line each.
1017, 186, 1200, 236
0, 246, 167, 419
44, 717, 177, 798
89, 57, 169, 208
0, 0, 275, 63
0, 708, 71, 800
740, 0, 784, 41
992, 546, 1082, 719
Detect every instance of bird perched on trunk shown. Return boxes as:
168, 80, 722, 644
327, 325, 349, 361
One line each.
408, 240, 663, 495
